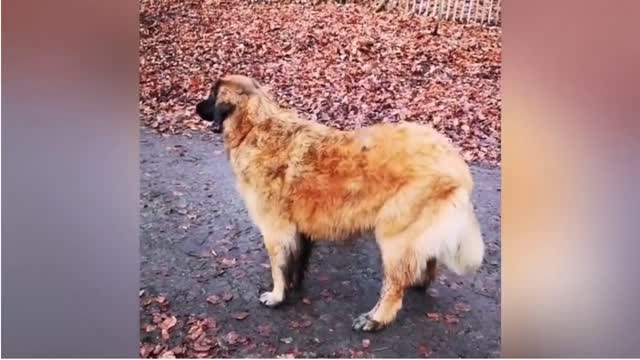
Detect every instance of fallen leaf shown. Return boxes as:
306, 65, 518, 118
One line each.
192, 342, 212, 352
152, 313, 163, 324
159, 350, 176, 358
170, 346, 185, 355
362, 339, 370, 348
152, 344, 165, 355
320, 289, 333, 299
206, 295, 222, 305
454, 302, 472, 313
302, 297, 312, 305
158, 315, 177, 330
232, 311, 250, 320
426, 312, 441, 321
226, 331, 240, 345
257, 324, 273, 337
158, 316, 178, 340
187, 326, 204, 342
222, 292, 234, 302
221, 257, 237, 267
418, 344, 432, 357
277, 354, 296, 359
140, 343, 154, 358
155, 295, 168, 305
280, 337, 293, 344
444, 314, 460, 325
202, 318, 217, 330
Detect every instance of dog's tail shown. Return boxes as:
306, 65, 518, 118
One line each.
427, 186, 485, 276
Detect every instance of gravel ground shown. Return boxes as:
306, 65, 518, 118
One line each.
140, 128, 501, 358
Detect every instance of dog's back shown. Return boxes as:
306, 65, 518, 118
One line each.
271, 120, 474, 244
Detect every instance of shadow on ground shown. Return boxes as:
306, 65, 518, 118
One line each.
140, 129, 501, 358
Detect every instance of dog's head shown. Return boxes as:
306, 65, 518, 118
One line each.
195, 75, 262, 133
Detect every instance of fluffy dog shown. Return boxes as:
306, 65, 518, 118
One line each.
196, 75, 484, 331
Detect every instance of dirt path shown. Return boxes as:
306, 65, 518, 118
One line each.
140, 128, 501, 358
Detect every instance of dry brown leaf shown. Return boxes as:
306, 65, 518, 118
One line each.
152, 344, 166, 355
222, 292, 234, 302
221, 257, 237, 267
418, 344, 432, 358
258, 324, 273, 337
152, 313, 163, 324
155, 295, 168, 305
140, 343, 154, 358
192, 341, 212, 352
232, 311, 250, 320
426, 312, 441, 321
159, 315, 177, 330
444, 314, 460, 324
170, 346, 185, 355
226, 331, 241, 345
159, 350, 176, 359
206, 294, 222, 305
187, 326, 204, 342
454, 302, 472, 313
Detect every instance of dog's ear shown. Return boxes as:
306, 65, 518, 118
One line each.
237, 78, 260, 95
222, 75, 262, 95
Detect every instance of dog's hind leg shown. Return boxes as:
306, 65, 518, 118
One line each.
352, 237, 416, 332
289, 234, 314, 291
410, 258, 438, 292
353, 183, 445, 331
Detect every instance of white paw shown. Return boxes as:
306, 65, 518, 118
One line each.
352, 313, 383, 332
259, 291, 283, 307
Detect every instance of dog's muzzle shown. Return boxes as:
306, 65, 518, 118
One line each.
195, 98, 222, 133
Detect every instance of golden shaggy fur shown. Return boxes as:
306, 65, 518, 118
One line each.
196, 75, 485, 331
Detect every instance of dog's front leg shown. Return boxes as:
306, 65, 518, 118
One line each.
259, 228, 298, 307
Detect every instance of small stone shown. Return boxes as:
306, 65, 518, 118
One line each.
176, 198, 188, 209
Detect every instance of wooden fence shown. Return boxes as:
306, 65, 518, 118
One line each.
375, 0, 501, 25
